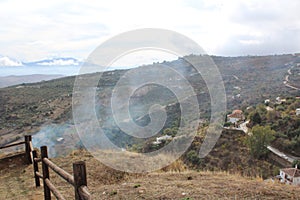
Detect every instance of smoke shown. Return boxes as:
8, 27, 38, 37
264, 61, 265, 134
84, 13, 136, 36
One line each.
32, 123, 80, 157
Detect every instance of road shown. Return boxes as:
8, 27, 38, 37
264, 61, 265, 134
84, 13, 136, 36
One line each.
283, 64, 300, 90
267, 146, 299, 163
284, 81, 300, 90
239, 120, 250, 135
237, 121, 298, 164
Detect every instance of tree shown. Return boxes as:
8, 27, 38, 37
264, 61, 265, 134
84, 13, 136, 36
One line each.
163, 127, 177, 137
246, 125, 275, 159
266, 110, 277, 122
293, 160, 300, 169
186, 150, 202, 165
250, 112, 262, 125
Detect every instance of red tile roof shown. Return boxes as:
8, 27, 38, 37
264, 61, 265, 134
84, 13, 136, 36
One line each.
228, 110, 244, 119
281, 168, 300, 178
232, 110, 243, 115
228, 113, 243, 119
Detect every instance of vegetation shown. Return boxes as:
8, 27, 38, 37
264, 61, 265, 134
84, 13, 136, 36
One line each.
250, 112, 262, 125
293, 160, 300, 169
246, 125, 275, 159
242, 97, 300, 157
1, 54, 300, 187
181, 129, 280, 178
1, 54, 300, 199
186, 150, 202, 165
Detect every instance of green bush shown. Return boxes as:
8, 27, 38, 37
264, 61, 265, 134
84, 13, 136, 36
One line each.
224, 122, 232, 127
252, 112, 262, 125
293, 160, 300, 168
186, 150, 202, 165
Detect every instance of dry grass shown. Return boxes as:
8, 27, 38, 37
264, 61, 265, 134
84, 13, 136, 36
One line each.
0, 153, 44, 200
92, 171, 300, 200
1, 150, 300, 200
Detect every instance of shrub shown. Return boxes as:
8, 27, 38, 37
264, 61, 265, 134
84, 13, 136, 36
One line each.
186, 150, 202, 165
293, 160, 300, 168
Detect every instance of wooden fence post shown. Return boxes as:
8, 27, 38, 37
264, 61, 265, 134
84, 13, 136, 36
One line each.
73, 161, 88, 200
25, 135, 32, 164
41, 146, 51, 200
32, 150, 40, 187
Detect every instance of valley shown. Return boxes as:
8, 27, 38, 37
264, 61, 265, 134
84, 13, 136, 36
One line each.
0, 53, 300, 178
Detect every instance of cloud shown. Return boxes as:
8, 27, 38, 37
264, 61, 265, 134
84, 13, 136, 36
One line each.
0, 0, 299, 61
0, 56, 23, 66
36, 58, 80, 66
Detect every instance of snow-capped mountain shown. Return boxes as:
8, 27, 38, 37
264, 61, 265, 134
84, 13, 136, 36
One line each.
27, 57, 81, 66
0, 56, 23, 66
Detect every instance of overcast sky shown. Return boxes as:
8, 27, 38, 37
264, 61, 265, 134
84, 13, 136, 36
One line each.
1, 0, 300, 62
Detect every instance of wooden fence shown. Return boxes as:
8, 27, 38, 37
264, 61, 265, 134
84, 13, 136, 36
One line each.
0, 135, 33, 164
32, 145, 91, 200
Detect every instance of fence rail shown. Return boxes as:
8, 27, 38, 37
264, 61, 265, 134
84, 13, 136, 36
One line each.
32, 145, 91, 200
0, 135, 33, 164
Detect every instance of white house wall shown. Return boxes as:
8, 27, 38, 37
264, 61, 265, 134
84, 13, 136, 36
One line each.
228, 117, 239, 124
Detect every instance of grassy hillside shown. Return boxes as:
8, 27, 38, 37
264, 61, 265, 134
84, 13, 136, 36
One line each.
1, 54, 300, 182
1, 150, 300, 200
1, 54, 299, 144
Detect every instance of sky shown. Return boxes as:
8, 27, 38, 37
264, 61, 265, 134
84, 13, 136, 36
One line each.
0, 0, 300, 63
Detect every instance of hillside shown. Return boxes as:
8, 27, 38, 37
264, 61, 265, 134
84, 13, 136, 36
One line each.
1, 54, 300, 146
137, 127, 282, 179
1, 150, 300, 200
1, 52, 300, 198
244, 97, 300, 157
188, 130, 281, 178
0, 54, 300, 178
0, 74, 64, 88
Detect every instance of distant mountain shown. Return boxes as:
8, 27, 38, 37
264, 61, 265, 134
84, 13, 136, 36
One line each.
26, 57, 81, 66
0, 74, 64, 88
0, 56, 23, 66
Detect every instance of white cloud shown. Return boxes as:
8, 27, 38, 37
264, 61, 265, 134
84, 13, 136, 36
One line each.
239, 40, 262, 45
0, 0, 299, 61
0, 56, 23, 66
110, 50, 178, 69
37, 58, 80, 66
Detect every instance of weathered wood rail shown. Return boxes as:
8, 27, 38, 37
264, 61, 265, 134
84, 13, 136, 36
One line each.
32, 145, 91, 200
0, 135, 33, 164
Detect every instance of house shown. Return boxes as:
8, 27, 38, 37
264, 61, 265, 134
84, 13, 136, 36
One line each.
276, 97, 286, 104
279, 166, 300, 186
153, 135, 172, 144
296, 108, 300, 116
227, 110, 244, 124
264, 99, 270, 105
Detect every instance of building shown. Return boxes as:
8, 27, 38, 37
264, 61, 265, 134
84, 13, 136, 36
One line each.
264, 99, 270, 105
227, 110, 244, 124
296, 108, 300, 116
279, 167, 300, 186
276, 97, 286, 104
153, 135, 172, 145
